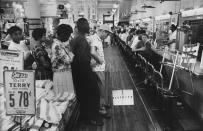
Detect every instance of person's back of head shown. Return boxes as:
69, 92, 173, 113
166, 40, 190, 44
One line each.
56, 24, 73, 42
32, 28, 46, 41
135, 30, 140, 35
8, 26, 22, 36
129, 28, 136, 35
138, 35, 142, 40
77, 18, 90, 34
140, 29, 146, 35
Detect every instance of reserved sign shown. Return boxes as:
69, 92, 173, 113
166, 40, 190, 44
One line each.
4, 70, 35, 115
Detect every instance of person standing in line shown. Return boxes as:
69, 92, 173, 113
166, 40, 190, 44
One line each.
70, 18, 103, 126
87, 25, 112, 118
51, 24, 74, 94
31, 28, 53, 80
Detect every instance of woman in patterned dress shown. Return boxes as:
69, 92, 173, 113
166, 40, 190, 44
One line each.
31, 28, 53, 80
51, 24, 74, 94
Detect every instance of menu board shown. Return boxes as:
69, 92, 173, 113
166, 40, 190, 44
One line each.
40, 0, 58, 17
0, 50, 23, 84
4, 70, 35, 115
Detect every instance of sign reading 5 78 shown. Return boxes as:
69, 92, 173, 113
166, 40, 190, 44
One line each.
4, 70, 36, 115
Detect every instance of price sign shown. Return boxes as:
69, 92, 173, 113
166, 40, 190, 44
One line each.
0, 49, 23, 84
4, 70, 35, 115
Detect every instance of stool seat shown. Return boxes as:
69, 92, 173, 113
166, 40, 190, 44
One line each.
161, 90, 181, 98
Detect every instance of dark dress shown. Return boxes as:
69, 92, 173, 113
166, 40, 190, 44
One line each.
70, 34, 100, 121
32, 45, 53, 80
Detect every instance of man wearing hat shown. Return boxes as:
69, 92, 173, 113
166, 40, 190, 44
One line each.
87, 24, 112, 118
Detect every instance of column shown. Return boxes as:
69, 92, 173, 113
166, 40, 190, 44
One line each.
24, 0, 41, 35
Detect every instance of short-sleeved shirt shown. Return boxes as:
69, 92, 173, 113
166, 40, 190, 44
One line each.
32, 44, 53, 80
169, 30, 177, 40
136, 40, 144, 49
131, 36, 139, 49
104, 35, 111, 45
87, 34, 105, 72
169, 30, 177, 51
8, 40, 30, 59
32, 44, 52, 70
51, 39, 74, 70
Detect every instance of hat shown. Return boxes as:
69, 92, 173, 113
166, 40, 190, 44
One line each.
99, 24, 112, 33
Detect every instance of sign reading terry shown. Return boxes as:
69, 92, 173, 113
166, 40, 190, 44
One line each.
4, 70, 36, 115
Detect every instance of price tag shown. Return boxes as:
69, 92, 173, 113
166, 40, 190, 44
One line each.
4, 70, 36, 115
0, 49, 23, 84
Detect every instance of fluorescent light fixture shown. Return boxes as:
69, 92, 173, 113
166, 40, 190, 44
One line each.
142, 18, 151, 22
181, 7, 203, 17
113, 3, 119, 9
155, 14, 170, 20
135, 19, 141, 23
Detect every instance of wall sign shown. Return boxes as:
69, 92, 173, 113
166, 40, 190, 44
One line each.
0, 50, 23, 84
4, 70, 35, 115
40, 0, 58, 17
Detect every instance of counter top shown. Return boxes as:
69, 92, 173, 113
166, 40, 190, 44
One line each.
152, 48, 203, 76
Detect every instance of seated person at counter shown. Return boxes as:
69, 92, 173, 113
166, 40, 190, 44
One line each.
133, 33, 153, 61
134, 33, 161, 70
132, 34, 144, 52
167, 24, 177, 52
126, 28, 136, 46
131, 30, 146, 49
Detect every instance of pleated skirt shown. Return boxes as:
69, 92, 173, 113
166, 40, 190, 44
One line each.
53, 69, 75, 94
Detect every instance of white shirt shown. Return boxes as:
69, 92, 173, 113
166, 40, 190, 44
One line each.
169, 30, 177, 51
169, 30, 177, 40
8, 40, 30, 59
88, 34, 105, 72
121, 33, 128, 42
131, 35, 139, 49
104, 35, 111, 45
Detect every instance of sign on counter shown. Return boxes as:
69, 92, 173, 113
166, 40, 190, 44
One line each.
0, 50, 24, 84
4, 70, 36, 115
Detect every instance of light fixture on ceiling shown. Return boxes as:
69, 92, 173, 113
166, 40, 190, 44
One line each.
64, 2, 72, 12
131, 10, 147, 14
141, 4, 156, 9
160, 0, 164, 3
113, 3, 119, 9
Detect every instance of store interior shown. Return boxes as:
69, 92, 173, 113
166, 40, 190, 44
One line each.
1, 0, 203, 131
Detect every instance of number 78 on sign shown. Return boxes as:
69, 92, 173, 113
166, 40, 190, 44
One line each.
4, 70, 36, 115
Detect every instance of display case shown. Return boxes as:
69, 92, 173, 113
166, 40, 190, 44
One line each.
155, 14, 171, 48
0, 80, 78, 131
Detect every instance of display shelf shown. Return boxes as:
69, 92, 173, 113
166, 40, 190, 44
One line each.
0, 80, 78, 131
